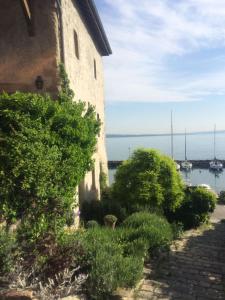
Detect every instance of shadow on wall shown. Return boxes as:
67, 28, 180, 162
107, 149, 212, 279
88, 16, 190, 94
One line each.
79, 177, 99, 204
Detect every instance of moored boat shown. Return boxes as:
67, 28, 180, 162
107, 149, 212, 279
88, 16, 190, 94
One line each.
171, 111, 180, 171
181, 160, 192, 170
209, 160, 223, 171
181, 129, 192, 170
209, 125, 223, 171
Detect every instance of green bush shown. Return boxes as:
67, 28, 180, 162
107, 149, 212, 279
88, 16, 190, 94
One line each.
0, 66, 100, 237
112, 149, 184, 217
218, 190, 225, 204
104, 214, 117, 224
86, 220, 99, 228
76, 228, 143, 299
171, 222, 184, 239
99, 163, 108, 194
0, 228, 17, 275
123, 212, 173, 254
170, 187, 217, 229
114, 227, 148, 259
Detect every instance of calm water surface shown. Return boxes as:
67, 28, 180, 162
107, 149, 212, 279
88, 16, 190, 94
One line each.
106, 133, 225, 161
107, 133, 225, 193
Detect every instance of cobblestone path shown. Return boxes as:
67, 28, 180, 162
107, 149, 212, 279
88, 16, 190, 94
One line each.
135, 220, 225, 299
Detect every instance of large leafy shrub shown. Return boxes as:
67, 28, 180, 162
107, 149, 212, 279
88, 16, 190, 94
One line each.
112, 149, 184, 216
169, 187, 217, 229
0, 67, 100, 236
123, 212, 173, 254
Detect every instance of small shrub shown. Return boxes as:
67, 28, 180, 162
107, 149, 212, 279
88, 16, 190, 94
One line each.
0, 228, 17, 275
123, 212, 173, 255
86, 220, 99, 228
76, 228, 143, 299
171, 222, 184, 239
104, 215, 117, 225
171, 187, 217, 229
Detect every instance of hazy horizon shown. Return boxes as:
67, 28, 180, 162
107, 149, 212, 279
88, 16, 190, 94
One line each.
107, 129, 225, 137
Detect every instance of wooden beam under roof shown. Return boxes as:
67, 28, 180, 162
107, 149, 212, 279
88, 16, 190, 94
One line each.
20, 0, 34, 36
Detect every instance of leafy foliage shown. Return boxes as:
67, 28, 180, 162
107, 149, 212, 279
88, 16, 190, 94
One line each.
123, 212, 173, 254
99, 163, 108, 194
0, 228, 17, 275
169, 187, 217, 229
76, 228, 144, 299
112, 149, 184, 216
218, 190, 225, 204
86, 220, 99, 228
0, 67, 100, 236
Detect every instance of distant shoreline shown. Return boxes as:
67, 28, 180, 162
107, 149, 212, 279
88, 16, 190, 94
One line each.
106, 130, 225, 138
108, 160, 225, 169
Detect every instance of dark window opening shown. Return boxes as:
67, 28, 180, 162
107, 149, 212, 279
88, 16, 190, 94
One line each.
97, 113, 100, 137
74, 30, 79, 59
94, 59, 97, 79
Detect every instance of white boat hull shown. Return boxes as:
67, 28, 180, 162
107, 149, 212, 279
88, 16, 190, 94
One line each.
209, 161, 223, 171
181, 161, 192, 170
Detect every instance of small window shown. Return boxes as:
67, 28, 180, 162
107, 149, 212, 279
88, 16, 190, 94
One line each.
94, 59, 97, 79
74, 30, 79, 59
97, 113, 100, 137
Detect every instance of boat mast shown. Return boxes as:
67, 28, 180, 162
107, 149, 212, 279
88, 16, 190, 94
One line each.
185, 129, 187, 161
171, 110, 174, 159
214, 124, 216, 160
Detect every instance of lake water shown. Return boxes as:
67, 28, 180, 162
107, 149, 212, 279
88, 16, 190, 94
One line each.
106, 132, 225, 193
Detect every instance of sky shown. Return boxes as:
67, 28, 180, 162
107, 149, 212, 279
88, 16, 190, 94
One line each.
94, 0, 225, 134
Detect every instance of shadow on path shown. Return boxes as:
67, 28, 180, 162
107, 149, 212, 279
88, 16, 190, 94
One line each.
137, 221, 225, 300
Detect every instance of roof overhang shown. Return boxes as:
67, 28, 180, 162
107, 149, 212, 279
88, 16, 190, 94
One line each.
75, 0, 112, 56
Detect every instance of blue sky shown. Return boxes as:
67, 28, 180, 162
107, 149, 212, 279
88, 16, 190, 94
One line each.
95, 0, 225, 134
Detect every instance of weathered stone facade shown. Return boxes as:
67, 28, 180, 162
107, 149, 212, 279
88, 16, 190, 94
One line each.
0, 0, 111, 204
0, 0, 59, 94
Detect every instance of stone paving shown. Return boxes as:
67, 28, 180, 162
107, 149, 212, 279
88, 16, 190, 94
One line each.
134, 207, 225, 300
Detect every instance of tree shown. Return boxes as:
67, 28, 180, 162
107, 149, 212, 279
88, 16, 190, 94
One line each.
112, 149, 184, 216
0, 67, 100, 237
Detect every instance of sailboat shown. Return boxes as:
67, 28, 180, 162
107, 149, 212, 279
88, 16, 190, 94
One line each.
181, 129, 192, 170
209, 125, 223, 171
171, 111, 180, 171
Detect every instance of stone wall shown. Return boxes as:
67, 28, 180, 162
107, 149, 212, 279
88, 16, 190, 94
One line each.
61, 0, 109, 202
0, 0, 59, 94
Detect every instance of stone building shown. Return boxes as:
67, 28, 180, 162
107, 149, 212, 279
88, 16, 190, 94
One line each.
0, 0, 112, 204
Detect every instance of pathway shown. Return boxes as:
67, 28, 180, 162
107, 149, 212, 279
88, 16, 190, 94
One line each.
135, 205, 225, 300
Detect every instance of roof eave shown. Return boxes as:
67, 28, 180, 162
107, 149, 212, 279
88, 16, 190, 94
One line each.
76, 0, 112, 56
